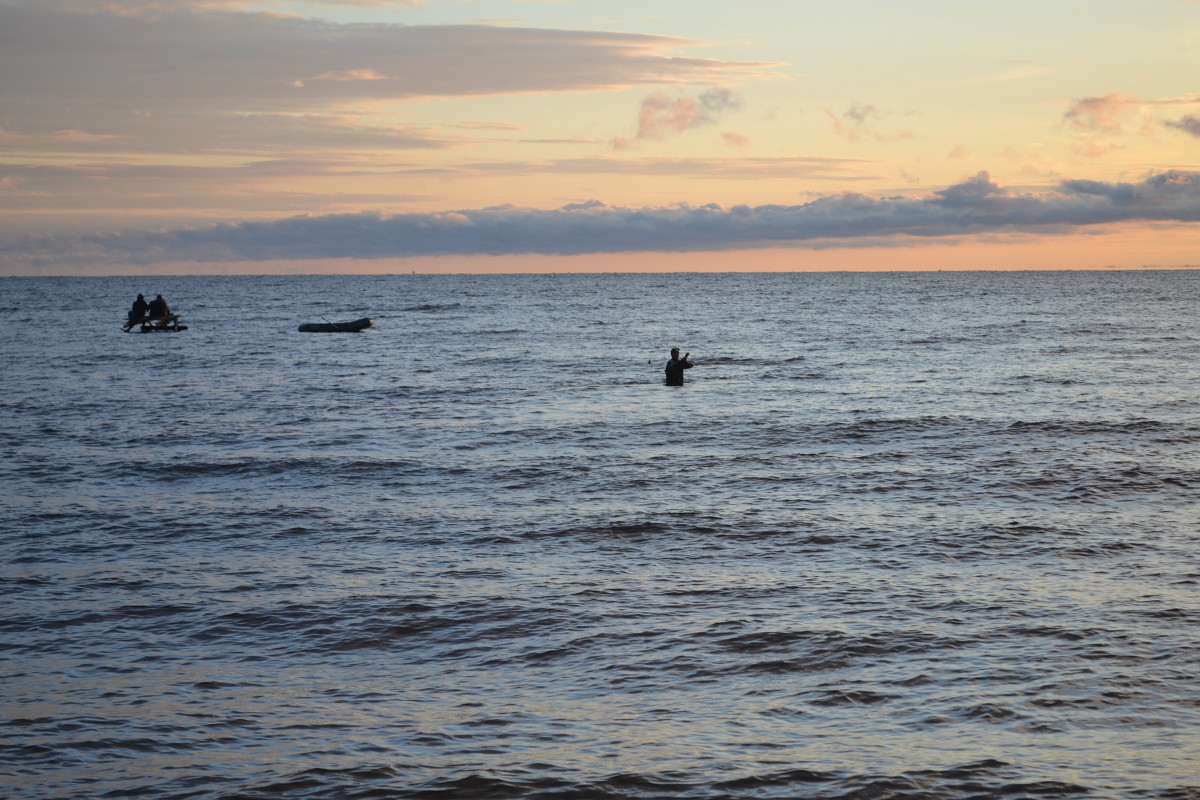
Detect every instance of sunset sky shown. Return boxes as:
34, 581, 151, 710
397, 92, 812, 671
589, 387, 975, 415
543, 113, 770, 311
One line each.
2, 0, 1199, 274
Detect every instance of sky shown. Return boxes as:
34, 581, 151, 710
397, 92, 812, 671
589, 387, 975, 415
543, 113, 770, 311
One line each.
1, 0, 1199, 275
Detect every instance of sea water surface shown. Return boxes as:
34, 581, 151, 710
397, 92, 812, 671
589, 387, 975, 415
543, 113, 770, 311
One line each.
1, 270, 1198, 799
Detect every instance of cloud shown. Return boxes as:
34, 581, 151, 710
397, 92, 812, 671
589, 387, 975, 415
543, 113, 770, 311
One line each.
27, 0, 424, 11
6, 170, 1200, 269
825, 104, 876, 141
0, 127, 118, 145
311, 69, 392, 82
0, 153, 876, 237
1063, 92, 1200, 149
503, 155, 872, 180
0, 158, 439, 228
0, 3, 778, 155
931, 170, 1008, 207
825, 103, 911, 143
968, 63, 1055, 84
312, 1, 427, 7
1165, 115, 1200, 137
1060, 92, 1189, 155
1063, 93, 1146, 135
843, 103, 879, 127
631, 89, 744, 141
612, 88, 745, 149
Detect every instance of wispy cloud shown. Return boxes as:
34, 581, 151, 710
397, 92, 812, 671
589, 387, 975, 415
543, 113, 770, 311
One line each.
967, 63, 1056, 84
611, 89, 744, 149
309, 69, 392, 83
1165, 115, 1200, 137
506, 154, 872, 180
7, 170, 1200, 269
0, 127, 118, 145
0, 153, 875, 236
29, 0, 425, 11
825, 103, 912, 143
636, 89, 743, 140
1063, 92, 1200, 148
311, 1, 427, 7
1063, 93, 1149, 135
0, 3, 778, 156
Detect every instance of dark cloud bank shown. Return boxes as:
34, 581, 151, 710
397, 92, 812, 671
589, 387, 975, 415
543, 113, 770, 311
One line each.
5, 171, 1200, 270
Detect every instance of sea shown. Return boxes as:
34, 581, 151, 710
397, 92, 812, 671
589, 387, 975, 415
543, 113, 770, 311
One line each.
1, 270, 1198, 800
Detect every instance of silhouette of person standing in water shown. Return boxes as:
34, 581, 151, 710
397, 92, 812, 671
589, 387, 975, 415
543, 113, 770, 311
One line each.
664, 347, 694, 386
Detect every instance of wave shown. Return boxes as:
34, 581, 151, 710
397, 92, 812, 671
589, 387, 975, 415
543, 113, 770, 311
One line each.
998, 417, 1198, 438
401, 303, 464, 312
209, 758, 1103, 800
701, 355, 809, 366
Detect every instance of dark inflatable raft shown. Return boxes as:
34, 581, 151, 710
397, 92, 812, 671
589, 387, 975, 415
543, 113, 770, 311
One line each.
298, 317, 374, 333
123, 314, 187, 333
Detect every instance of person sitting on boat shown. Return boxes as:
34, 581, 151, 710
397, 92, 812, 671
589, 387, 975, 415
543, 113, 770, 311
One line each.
147, 294, 171, 326
128, 293, 148, 322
